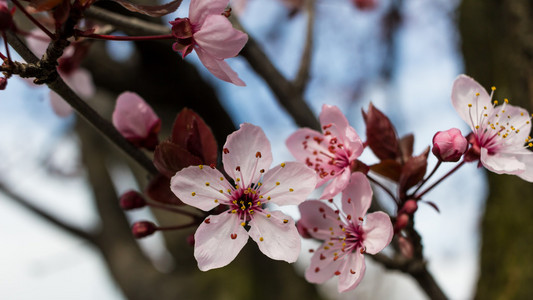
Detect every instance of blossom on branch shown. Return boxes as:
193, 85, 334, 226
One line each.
171, 123, 317, 271
169, 0, 248, 86
432, 128, 467, 162
451, 74, 533, 181
298, 172, 393, 292
286, 104, 364, 199
112, 92, 161, 150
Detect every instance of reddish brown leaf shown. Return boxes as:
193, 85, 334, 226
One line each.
153, 141, 202, 178
146, 174, 183, 205
399, 147, 430, 194
399, 133, 414, 162
362, 103, 401, 160
111, 0, 183, 17
369, 159, 402, 182
171, 108, 218, 165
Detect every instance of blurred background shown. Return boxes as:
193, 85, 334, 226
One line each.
1, 0, 532, 299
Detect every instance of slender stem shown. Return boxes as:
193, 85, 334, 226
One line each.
414, 160, 466, 200
367, 174, 398, 203
157, 221, 199, 231
11, 0, 55, 39
2, 32, 12, 65
411, 160, 441, 197
148, 202, 203, 220
79, 32, 174, 41
293, 0, 315, 93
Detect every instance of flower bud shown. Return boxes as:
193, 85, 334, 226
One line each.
394, 213, 409, 233
112, 92, 161, 151
432, 128, 467, 162
401, 199, 418, 215
119, 190, 146, 210
132, 221, 157, 238
353, 0, 377, 10
0, 77, 7, 90
397, 236, 414, 259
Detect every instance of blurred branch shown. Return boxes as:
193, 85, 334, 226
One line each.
4, 30, 158, 175
0, 181, 97, 243
85, 6, 321, 130
293, 0, 315, 94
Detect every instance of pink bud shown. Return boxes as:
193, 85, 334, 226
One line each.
397, 236, 414, 259
394, 213, 409, 233
0, 77, 7, 90
119, 190, 146, 210
401, 199, 418, 215
0, 1, 13, 32
132, 221, 157, 238
432, 128, 468, 162
112, 92, 161, 150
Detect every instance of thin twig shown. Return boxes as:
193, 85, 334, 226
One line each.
0, 180, 97, 243
293, 0, 315, 93
5, 30, 158, 175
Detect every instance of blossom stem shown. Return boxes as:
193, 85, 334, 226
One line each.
414, 160, 466, 200
367, 173, 398, 203
148, 202, 203, 220
156, 221, 199, 231
411, 160, 442, 197
77, 32, 174, 41
10, 0, 55, 39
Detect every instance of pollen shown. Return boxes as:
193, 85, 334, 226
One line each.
219, 190, 223, 193
289, 188, 294, 192
236, 178, 240, 182
205, 182, 210, 186
475, 93, 480, 96
494, 100, 499, 105
259, 237, 264, 242
230, 233, 237, 239
220, 177, 224, 181
223, 148, 229, 154
504, 98, 509, 103
281, 163, 286, 167
283, 219, 288, 223
199, 165, 203, 169
214, 199, 218, 203
491, 86, 496, 91
191, 192, 196, 196
260, 169, 265, 173
276, 182, 280, 185
241, 222, 246, 226
267, 196, 271, 200
266, 214, 271, 218
468, 103, 472, 107
256, 151, 262, 158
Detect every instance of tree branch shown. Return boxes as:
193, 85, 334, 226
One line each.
293, 0, 315, 94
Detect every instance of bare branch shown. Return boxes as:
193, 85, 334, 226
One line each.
0, 181, 97, 243
293, 0, 315, 94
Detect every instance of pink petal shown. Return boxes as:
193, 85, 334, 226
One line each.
319, 104, 350, 135
189, 0, 228, 25
170, 165, 232, 211
194, 15, 248, 59
480, 148, 525, 176
222, 123, 272, 187
305, 246, 343, 284
516, 150, 533, 182
496, 104, 532, 146
362, 211, 393, 255
49, 91, 73, 117
194, 212, 248, 271
195, 47, 246, 86
260, 162, 317, 206
338, 251, 366, 292
286, 128, 322, 161
112, 92, 160, 140
298, 200, 344, 240
451, 75, 493, 128
320, 168, 350, 199
341, 172, 372, 219
248, 210, 300, 262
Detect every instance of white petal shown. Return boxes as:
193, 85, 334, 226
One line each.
338, 252, 366, 293
260, 162, 317, 206
480, 147, 525, 176
362, 212, 393, 255
341, 172, 372, 219
451, 75, 493, 130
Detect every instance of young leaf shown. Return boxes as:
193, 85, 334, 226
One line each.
362, 103, 401, 160
398, 147, 429, 195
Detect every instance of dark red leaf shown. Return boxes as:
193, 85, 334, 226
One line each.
369, 159, 402, 182
399, 133, 414, 162
362, 103, 401, 160
111, 0, 183, 17
153, 141, 202, 178
171, 108, 218, 165
399, 147, 430, 194
145, 174, 183, 205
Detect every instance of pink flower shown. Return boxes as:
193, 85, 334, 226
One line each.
169, 0, 248, 86
25, 29, 95, 117
452, 75, 533, 181
112, 92, 161, 150
171, 123, 317, 271
298, 172, 393, 293
286, 104, 364, 199
432, 128, 468, 162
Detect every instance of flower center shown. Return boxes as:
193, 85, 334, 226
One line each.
229, 185, 263, 222
169, 17, 195, 58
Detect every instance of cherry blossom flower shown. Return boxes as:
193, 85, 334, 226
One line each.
298, 172, 393, 292
451, 74, 533, 181
286, 104, 364, 199
26, 29, 95, 117
432, 128, 468, 162
112, 92, 161, 150
171, 123, 317, 271
169, 0, 248, 86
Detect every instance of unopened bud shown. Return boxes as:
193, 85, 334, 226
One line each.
432, 128, 468, 162
296, 222, 312, 239
132, 221, 157, 238
394, 213, 409, 232
401, 200, 418, 215
397, 236, 414, 259
0, 77, 7, 90
119, 190, 146, 210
